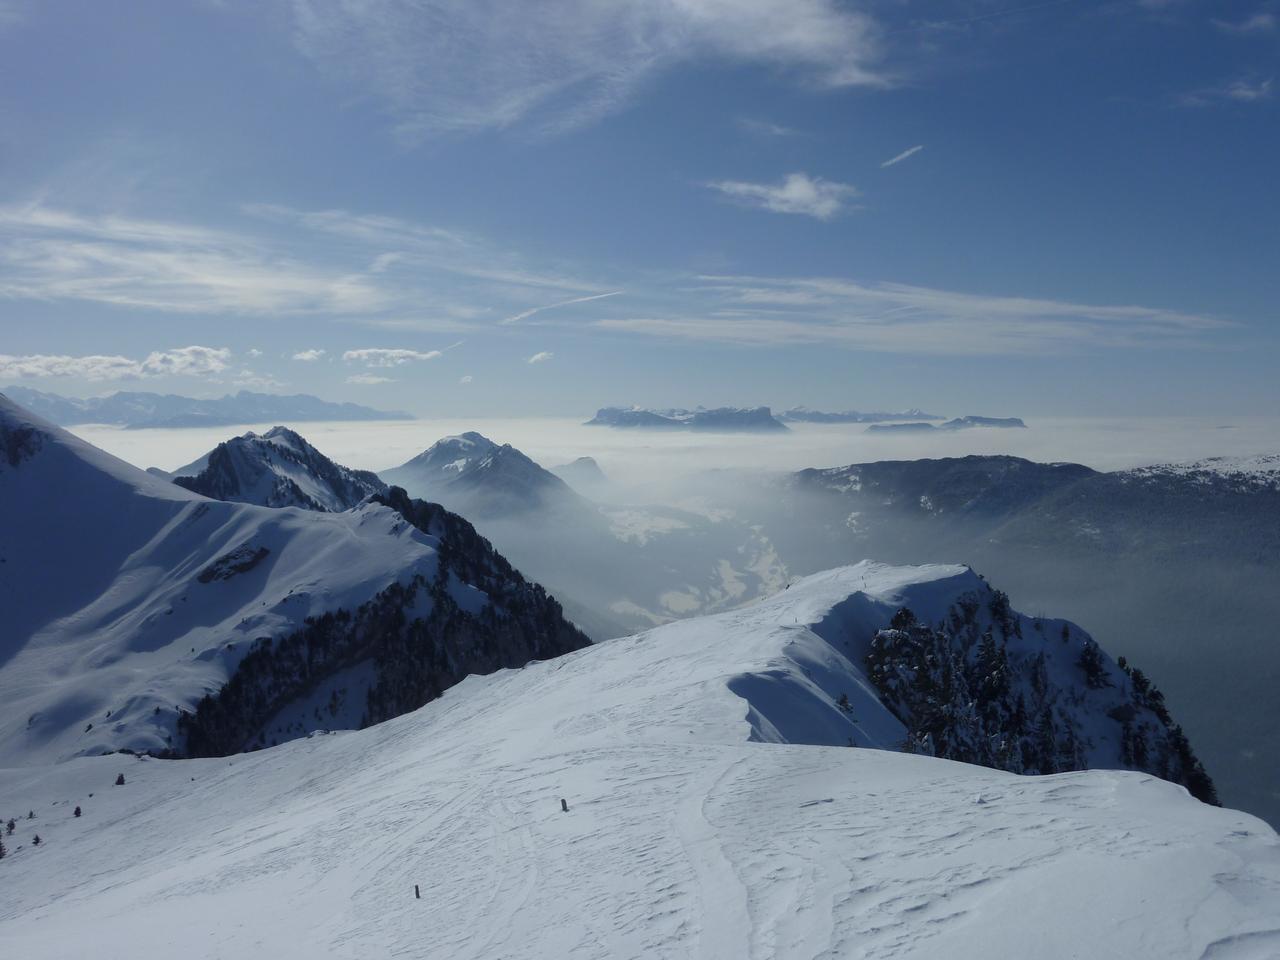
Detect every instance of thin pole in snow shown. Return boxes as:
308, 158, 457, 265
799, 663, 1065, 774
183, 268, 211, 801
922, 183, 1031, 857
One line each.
415, 884, 421, 899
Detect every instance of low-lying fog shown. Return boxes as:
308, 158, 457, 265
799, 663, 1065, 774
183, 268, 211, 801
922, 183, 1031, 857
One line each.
71, 415, 1280, 485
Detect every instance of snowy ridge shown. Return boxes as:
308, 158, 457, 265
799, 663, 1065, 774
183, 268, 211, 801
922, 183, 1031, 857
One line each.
0, 562, 1276, 958
171, 426, 387, 511
0, 395, 586, 765
1123, 453, 1280, 492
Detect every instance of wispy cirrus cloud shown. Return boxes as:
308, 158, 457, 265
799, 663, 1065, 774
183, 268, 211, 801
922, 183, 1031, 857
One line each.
342, 347, 443, 367
526, 351, 554, 364
1212, 11, 1276, 34
346, 373, 395, 385
0, 345, 232, 381
288, 0, 887, 139
1180, 76, 1273, 107
707, 172, 860, 220
591, 275, 1230, 356
0, 204, 390, 316
292, 348, 326, 361
880, 145, 923, 168
0, 201, 609, 327
737, 118, 801, 137
501, 291, 623, 325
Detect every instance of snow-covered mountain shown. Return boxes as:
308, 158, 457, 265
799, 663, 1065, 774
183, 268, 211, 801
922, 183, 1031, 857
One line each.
169, 426, 387, 511
380, 431, 587, 518
756, 452, 1280, 826
2, 563, 1271, 959
0, 394, 588, 766
2, 385, 411, 428
586, 406, 788, 431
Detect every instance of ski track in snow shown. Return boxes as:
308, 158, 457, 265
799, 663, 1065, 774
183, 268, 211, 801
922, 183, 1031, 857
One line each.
3, 563, 1279, 959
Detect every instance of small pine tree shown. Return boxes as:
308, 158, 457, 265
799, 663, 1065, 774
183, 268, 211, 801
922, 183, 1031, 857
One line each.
836, 692, 852, 714
115, 773, 125, 786
1077, 639, 1112, 689
0, 835, 6, 859
74, 806, 82, 818
27, 810, 34, 819
5, 818, 14, 835
32, 834, 41, 846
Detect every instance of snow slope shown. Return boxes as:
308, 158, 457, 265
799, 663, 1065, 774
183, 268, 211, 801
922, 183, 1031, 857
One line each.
0, 395, 585, 765
2, 563, 1276, 959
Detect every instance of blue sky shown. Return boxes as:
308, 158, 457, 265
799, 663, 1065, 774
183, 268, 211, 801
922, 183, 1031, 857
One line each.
0, 0, 1276, 417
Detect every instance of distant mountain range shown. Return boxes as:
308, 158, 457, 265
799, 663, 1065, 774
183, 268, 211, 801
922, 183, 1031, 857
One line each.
586, 406, 788, 432
2, 385, 412, 429
868, 416, 1027, 433
584, 406, 1024, 431
777, 406, 944, 423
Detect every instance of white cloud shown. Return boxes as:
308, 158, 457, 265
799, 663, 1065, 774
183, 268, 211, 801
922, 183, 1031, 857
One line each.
501, 291, 623, 325
232, 370, 288, 391
0, 202, 610, 326
738, 118, 800, 137
1180, 77, 1273, 107
0, 205, 390, 316
590, 275, 1230, 356
288, 0, 886, 139
342, 347, 442, 367
526, 351, 554, 364
0, 345, 231, 381
880, 145, 923, 168
1212, 12, 1276, 34
346, 373, 395, 384
459, 374, 473, 384
292, 348, 327, 361
243, 203, 609, 293
246, 347, 263, 358
707, 172, 859, 220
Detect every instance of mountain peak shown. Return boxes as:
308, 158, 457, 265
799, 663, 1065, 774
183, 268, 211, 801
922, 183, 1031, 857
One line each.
382, 431, 585, 518
170, 427, 386, 512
